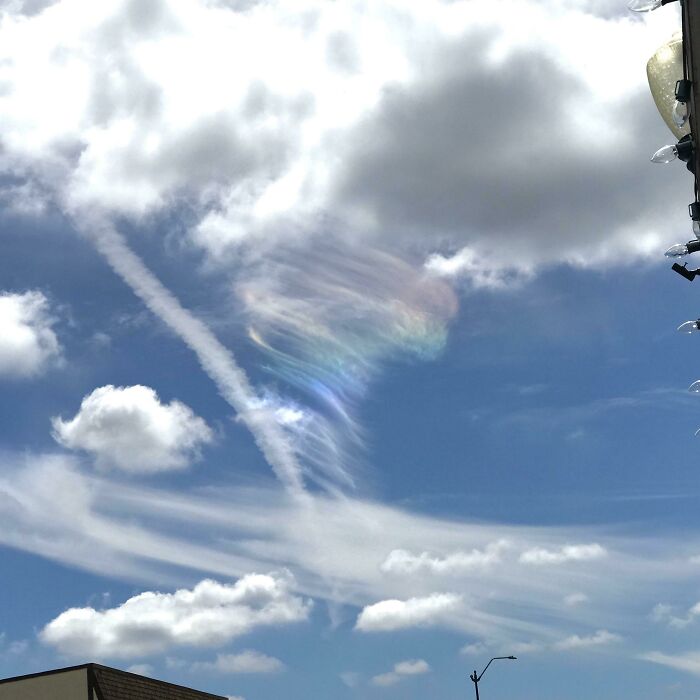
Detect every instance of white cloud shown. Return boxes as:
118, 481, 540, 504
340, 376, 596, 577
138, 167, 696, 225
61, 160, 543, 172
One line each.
519, 543, 607, 565
424, 249, 533, 290
39, 574, 311, 658
564, 593, 589, 607
642, 650, 700, 677
553, 629, 621, 651
192, 650, 284, 674
371, 659, 430, 686
339, 672, 361, 688
380, 540, 509, 575
52, 384, 213, 473
0, 291, 61, 378
126, 664, 153, 676
0, 453, 688, 652
0, 0, 683, 270
649, 601, 700, 629
356, 593, 462, 632
460, 642, 489, 656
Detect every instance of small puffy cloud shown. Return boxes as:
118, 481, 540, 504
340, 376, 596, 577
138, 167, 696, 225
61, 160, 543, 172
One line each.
355, 593, 461, 632
424, 249, 533, 290
564, 593, 588, 607
511, 641, 543, 654
381, 540, 509, 575
519, 543, 607, 565
52, 385, 213, 473
553, 629, 621, 651
650, 602, 700, 629
126, 664, 153, 676
192, 650, 284, 674
39, 574, 311, 658
339, 672, 361, 688
371, 659, 430, 687
460, 641, 489, 657
0, 291, 61, 378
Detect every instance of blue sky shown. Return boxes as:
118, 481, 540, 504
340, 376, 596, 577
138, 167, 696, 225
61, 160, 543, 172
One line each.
1, 0, 700, 699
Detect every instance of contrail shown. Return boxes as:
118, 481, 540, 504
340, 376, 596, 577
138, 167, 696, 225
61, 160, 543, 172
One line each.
82, 219, 307, 499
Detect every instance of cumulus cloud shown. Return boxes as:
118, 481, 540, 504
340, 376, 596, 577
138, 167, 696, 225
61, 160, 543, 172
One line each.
553, 629, 621, 651
52, 384, 213, 473
519, 543, 607, 565
191, 650, 284, 674
380, 541, 509, 575
355, 593, 462, 632
0, 0, 683, 266
40, 574, 311, 658
371, 659, 430, 687
0, 290, 61, 378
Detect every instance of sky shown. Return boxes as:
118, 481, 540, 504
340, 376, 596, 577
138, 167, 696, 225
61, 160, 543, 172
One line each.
2, 0, 700, 698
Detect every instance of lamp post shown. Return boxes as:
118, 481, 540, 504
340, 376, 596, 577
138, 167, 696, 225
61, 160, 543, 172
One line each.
469, 656, 516, 700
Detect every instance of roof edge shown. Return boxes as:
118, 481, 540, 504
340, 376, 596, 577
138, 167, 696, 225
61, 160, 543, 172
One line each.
0, 663, 91, 685
90, 664, 226, 700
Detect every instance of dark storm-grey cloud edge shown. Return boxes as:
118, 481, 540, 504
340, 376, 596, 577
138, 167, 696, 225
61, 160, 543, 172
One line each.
332, 32, 689, 269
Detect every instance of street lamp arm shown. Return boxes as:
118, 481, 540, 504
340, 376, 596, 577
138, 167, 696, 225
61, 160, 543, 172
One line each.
476, 656, 517, 682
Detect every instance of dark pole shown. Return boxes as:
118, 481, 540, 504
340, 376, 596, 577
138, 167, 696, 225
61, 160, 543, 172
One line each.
470, 670, 480, 700
683, 0, 700, 181
469, 656, 516, 700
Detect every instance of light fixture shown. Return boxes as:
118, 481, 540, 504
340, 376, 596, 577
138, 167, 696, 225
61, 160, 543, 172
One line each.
628, 0, 676, 10
673, 79, 692, 128
652, 135, 695, 164
652, 144, 680, 163
672, 262, 700, 281
665, 240, 700, 257
678, 320, 700, 332
689, 202, 700, 239
647, 32, 691, 140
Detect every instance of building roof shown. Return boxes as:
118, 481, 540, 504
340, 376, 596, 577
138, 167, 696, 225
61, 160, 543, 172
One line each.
0, 663, 226, 700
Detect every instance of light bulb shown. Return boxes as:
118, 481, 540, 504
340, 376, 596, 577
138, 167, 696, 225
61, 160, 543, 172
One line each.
678, 320, 700, 332
651, 144, 678, 163
673, 100, 689, 128
689, 380, 700, 393
665, 243, 690, 257
628, 0, 662, 9
693, 220, 700, 239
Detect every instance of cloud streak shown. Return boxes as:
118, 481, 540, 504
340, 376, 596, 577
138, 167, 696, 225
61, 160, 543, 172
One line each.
83, 221, 308, 496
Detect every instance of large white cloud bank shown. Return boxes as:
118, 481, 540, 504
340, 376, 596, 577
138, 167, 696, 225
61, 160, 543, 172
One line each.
0, 0, 686, 276
40, 574, 311, 658
52, 384, 213, 473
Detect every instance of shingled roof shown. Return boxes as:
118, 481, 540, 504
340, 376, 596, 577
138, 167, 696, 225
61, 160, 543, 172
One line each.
0, 663, 227, 700
90, 665, 226, 700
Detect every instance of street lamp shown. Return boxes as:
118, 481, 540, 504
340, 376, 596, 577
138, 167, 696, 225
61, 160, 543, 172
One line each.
469, 656, 517, 700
